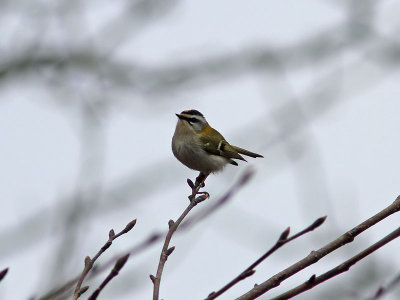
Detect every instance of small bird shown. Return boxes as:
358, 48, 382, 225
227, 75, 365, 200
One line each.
172, 109, 263, 176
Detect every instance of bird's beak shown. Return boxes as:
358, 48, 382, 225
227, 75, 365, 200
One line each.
176, 113, 191, 122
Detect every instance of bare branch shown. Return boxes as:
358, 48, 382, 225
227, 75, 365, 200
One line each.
271, 227, 400, 300
179, 169, 254, 231
72, 219, 137, 300
151, 173, 209, 300
206, 216, 327, 299
237, 195, 400, 300
87, 254, 130, 300
38, 170, 253, 300
0, 268, 9, 282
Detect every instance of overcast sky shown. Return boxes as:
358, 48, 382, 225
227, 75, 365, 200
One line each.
1, 1, 400, 299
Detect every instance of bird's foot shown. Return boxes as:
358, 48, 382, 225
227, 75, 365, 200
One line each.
187, 172, 209, 201
195, 173, 207, 188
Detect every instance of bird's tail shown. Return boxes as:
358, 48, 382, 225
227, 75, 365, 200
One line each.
231, 146, 263, 158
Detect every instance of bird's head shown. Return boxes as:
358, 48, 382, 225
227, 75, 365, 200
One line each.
175, 109, 208, 133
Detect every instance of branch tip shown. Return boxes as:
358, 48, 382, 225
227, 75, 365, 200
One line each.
0, 268, 9, 281
241, 269, 255, 279
308, 274, 316, 283
187, 178, 195, 188
375, 287, 384, 297
312, 216, 327, 228
166, 246, 175, 256
84, 256, 92, 266
195, 193, 209, 203
79, 286, 89, 297
109, 229, 115, 239
114, 254, 129, 271
279, 227, 290, 241
168, 219, 175, 228
150, 275, 156, 284
124, 219, 137, 232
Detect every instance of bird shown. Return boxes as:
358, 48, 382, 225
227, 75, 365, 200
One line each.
172, 109, 263, 178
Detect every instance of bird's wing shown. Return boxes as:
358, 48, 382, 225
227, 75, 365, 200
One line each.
200, 130, 246, 161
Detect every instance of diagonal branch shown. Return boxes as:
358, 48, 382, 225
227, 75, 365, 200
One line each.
72, 219, 137, 300
151, 173, 210, 300
271, 227, 400, 300
87, 254, 130, 300
206, 216, 327, 299
237, 195, 400, 300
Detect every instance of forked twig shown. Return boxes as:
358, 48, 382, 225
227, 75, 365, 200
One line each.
237, 195, 400, 300
271, 227, 400, 299
87, 254, 130, 300
151, 173, 209, 300
73, 219, 137, 300
206, 216, 327, 299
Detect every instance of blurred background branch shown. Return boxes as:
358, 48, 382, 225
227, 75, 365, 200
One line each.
1, 0, 400, 299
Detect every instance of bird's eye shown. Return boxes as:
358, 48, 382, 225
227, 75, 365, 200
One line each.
189, 118, 199, 123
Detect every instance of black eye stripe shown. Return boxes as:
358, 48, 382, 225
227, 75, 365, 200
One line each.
179, 115, 200, 124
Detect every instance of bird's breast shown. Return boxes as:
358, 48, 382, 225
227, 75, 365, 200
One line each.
172, 133, 228, 173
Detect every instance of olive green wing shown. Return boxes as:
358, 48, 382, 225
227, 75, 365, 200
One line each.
199, 130, 246, 163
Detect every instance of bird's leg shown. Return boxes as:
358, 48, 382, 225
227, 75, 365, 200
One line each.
188, 172, 209, 201
195, 172, 208, 188
194, 172, 209, 196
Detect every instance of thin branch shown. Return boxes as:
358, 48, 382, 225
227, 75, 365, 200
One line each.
206, 216, 327, 299
367, 272, 400, 300
151, 173, 209, 300
72, 219, 137, 300
237, 195, 400, 300
0, 268, 9, 282
37, 170, 254, 300
179, 169, 254, 231
271, 227, 400, 300
87, 254, 130, 300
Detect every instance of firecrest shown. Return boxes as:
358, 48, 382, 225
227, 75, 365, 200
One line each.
172, 109, 263, 175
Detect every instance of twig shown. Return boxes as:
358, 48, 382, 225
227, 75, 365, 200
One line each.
366, 272, 400, 300
271, 227, 400, 300
37, 170, 254, 300
72, 219, 137, 300
87, 254, 130, 300
151, 173, 209, 300
237, 195, 400, 300
179, 169, 254, 231
206, 216, 327, 299
0, 268, 9, 282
